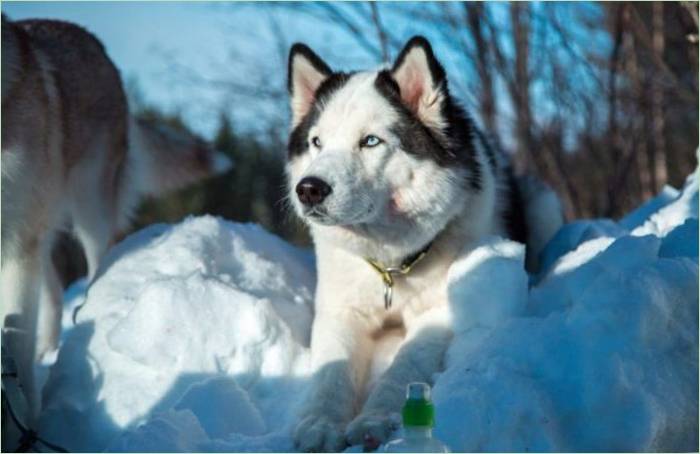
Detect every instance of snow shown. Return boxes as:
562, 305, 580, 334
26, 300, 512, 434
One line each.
35, 171, 698, 452
38, 220, 313, 452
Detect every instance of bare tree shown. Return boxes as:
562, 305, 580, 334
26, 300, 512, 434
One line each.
369, 2, 390, 64
650, 1, 668, 192
465, 3, 497, 135
510, 2, 540, 176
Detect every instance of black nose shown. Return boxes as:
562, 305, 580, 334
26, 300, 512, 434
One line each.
296, 176, 332, 206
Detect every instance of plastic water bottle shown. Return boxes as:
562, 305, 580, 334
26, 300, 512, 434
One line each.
382, 382, 450, 452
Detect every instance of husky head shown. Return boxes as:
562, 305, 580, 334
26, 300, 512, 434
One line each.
286, 36, 483, 261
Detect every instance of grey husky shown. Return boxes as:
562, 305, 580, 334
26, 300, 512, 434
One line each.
1, 15, 229, 423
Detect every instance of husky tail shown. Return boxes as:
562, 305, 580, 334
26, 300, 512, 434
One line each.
518, 175, 565, 273
127, 116, 232, 198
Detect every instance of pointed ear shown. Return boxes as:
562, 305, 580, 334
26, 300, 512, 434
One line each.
391, 36, 447, 128
288, 43, 332, 127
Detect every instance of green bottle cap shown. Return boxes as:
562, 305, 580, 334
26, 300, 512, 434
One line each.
402, 382, 435, 427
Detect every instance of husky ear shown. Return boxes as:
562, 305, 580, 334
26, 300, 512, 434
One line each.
288, 43, 332, 127
391, 36, 447, 128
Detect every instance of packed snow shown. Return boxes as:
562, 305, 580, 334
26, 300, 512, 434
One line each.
34, 171, 697, 452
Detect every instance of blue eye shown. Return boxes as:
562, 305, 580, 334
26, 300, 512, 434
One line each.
361, 135, 382, 148
311, 136, 322, 148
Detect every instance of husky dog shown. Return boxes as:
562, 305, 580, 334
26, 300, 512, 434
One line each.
1, 15, 230, 422
286, 36, 562, 451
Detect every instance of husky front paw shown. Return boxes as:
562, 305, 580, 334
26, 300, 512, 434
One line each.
294, 414, 347, 452
345, 411, 401, 449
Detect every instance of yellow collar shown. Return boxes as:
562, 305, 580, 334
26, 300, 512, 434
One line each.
365, 244, 431, 310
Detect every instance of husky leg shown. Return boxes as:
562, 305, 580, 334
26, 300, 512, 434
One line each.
294, 309, 374, 452
36, 260, 62, 358
1, 244, 44, 425
346, 309, 452, 447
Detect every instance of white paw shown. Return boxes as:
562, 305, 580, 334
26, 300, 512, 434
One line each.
345, 411, 400, 449
294, 413, 347, 452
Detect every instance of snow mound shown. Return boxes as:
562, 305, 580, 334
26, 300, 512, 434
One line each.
37, 172, 698, 452
39, 218, 313, 451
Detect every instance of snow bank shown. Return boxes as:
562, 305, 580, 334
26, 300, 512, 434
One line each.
36, 172, 698, 452
38, 219, 314, 451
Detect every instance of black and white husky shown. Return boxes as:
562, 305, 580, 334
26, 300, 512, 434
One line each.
286, 36, 562, 451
